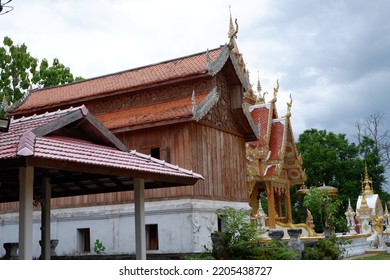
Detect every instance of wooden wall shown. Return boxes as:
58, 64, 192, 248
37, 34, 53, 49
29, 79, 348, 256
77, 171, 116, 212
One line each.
189, 122, 248, 202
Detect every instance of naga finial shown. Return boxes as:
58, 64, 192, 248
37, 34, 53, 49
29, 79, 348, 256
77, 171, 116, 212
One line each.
262, 91, 268, 101
271, 79, 279, 103
284, 93, 293, 118
228, 7, 238, 50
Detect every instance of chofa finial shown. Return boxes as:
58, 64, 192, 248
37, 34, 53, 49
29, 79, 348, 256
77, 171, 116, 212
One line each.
271, 79, 279, 103
228, 6, 238, 50
284, 93, 293, 118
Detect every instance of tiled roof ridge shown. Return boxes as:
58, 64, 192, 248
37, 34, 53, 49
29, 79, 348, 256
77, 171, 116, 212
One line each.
243, 105, 260, 140
248, 102, 271, 111
12, 105, 88, 124
36, 134, 203, 180
272, 117, 286, 123
17, 129, 36, 156
129, 149, 203, 179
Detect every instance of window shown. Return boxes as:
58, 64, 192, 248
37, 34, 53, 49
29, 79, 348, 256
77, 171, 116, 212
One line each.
143, 146, 169, 162
218, 217, 224, 232
150, 147, 160, 160
77, 228, 91, 253
145, 224, 159, 251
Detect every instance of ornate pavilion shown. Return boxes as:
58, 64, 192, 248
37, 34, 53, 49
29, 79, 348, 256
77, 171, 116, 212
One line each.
246, 80, 306, 229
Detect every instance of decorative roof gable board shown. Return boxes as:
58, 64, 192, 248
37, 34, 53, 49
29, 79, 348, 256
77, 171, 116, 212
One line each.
192, 87, 220, 121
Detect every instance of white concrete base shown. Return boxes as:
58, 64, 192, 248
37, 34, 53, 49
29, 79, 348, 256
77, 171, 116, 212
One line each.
340, 234, 371, 258
0, 199, 248, 259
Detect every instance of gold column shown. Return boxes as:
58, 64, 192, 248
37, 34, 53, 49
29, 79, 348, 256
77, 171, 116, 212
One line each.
285, 186, 292, 223
275, 195, 281, 217
266, 182, 276, 228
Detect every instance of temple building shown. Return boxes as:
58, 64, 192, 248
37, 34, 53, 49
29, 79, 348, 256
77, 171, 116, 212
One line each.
0, 15, 305, 258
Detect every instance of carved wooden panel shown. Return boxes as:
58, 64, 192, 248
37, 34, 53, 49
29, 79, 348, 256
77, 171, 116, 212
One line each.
202, 74, 241, 133
86, 78, 213, 116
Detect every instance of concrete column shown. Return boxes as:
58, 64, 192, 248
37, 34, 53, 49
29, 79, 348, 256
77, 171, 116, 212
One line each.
19, 166, 34, 260
40, 177, 51, 260
134, 178, 146, 260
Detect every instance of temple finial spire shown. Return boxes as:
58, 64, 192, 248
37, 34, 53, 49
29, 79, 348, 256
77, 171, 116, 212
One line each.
271, 79, 279, 104
284, 93, 293, 118
257, 72, 262, 94
228, 5, 235, 38
228, 6, 238, 51
361, 162, 374, 195
255, 72, 266, 104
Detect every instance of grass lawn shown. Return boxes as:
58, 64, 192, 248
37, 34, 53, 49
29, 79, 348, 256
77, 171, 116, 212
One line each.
351, 253, 390, 260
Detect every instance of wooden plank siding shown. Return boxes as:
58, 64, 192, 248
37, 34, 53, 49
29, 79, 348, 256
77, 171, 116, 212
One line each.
189, 122, 247, 201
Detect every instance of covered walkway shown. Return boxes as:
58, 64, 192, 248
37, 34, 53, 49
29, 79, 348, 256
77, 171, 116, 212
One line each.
0, 105, 203, 259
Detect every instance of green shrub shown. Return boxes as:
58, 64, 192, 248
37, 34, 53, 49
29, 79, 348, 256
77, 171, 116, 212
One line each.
230, 239, 298, 260
93, 239, 106, 255
302, 235, 348, 260
212, 207, 297, 260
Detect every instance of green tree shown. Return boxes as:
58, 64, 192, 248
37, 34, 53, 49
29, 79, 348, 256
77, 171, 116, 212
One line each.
303, 187, 346, 233
355, 112, 390, 170
0, 36, 82, 116
296, 129, 388, 226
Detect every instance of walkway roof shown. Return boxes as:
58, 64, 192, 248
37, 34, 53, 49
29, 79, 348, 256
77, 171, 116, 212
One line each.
0, 105, 203, 203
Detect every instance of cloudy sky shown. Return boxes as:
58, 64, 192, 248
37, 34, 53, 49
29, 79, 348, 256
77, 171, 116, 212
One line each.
2, 0, 390, 189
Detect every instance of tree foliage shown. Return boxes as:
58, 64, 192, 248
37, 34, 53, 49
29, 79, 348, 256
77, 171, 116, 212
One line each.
355, 112, 390, 170
296, 128, 388, 225
303, 187, 347, 232
0, 36, 82, 116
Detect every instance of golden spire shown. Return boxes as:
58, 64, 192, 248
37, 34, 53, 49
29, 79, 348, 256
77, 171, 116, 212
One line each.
255, 72, 266, 104
361, 163, 374, 195
257, 72, 262, 94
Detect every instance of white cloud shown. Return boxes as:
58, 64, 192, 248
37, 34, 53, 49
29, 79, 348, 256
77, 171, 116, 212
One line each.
3, 0, 390, 190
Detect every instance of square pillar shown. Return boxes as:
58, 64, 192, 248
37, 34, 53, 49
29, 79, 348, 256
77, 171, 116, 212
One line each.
134, 178, 146, 260
19, 166, 34, 260
40, 177, 51, 260
285, 189, 292, 223
266, 183, 276, 228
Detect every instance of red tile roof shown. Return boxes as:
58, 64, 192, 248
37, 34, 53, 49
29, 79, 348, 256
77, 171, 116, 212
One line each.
11, 48, 222, 115
263, 119, 286, 177
96, 93, 208, 130
0, 108, 70, 159
268, 120, 286, 161
34, 135, 198, 178
0, 106, 203, 182
250, 104, 271, 147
